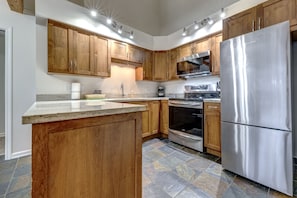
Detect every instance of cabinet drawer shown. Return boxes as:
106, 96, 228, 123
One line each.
204, 102, 221, 111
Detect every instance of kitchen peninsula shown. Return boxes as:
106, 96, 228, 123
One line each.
22, 100, 146, 198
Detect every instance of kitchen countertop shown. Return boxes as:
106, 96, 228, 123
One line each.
203, 98, 221, 103
104, 97, 169, 102
22, 100, 146, 124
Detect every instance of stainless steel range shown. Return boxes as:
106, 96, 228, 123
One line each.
168, 85, 220, 152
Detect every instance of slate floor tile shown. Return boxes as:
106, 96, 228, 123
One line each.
6, 187, 31, 198
268, 189, 292, 198
143, 183, 171, 198
7, 174, 31, 194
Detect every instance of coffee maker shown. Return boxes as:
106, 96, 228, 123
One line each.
157, 86, 165, 97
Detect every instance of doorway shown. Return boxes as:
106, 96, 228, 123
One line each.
0, 30, 5, 157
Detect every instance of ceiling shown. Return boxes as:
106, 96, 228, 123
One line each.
68, 0, 239, 36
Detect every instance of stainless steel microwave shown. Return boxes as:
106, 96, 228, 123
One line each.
177, 50, 211, 79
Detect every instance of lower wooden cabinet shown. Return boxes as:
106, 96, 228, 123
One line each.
159, 100, 169, 135
204, 102, 221, 157
127, 101, 160, 138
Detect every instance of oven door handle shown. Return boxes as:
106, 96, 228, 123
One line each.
170, 129, 202, 141
192, 113, 203, 118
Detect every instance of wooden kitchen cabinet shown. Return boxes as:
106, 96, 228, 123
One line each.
90, 36, 111, 77
193, 37, 210, 53
260, 0, 297, 29
150, 101, 160, 134
128, 45, 144, 64
153, 51, 168, 81
211, 33, 222, 75
168, 48, 179, 80
110, 40, 128, 61
177, 43, 192, 60
223, 7, 257, 40
204, 102, 221, 157
48, 22, 69, 73
223, 0, 297, 40
48, 20, 111, 77
135, 50, 153, 81
127, 101, 160, 137
159, 100, 169, 135
68, 29, 92, 75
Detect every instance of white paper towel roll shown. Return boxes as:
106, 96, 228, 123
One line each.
71, 83, 81, 92
71, 83, 81, 99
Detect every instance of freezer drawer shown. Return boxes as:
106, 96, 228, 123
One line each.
221, 122, 293, 196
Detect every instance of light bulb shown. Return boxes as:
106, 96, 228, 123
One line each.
106, 18, 112, 25
194, 21, 199, 30
208, 18, 214, 25
129, 31, 134, 39
220, 8, 226, 18
118, 26, 123, 34
182, 28, 187, 36
90, 10, 97, 17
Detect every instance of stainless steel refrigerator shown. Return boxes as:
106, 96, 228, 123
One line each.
220, 21, 293, 196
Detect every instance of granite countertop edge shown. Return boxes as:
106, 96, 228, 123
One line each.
22, 100, 147, 125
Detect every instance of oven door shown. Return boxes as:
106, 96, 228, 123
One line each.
169, 105, 204, 152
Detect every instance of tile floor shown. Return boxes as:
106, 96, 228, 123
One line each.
0, 138, 295, 198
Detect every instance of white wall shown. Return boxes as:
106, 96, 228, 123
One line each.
0, 32, 4, 136
0, 0, 35, 157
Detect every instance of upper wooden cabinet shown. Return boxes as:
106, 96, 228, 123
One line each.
153, 51, 168, 81
177, 44, 192, 60
111, 41, 144, 64
110, 40, 128, 61
90, 36, 111, 77
68, 29, 92, 75
223, 7, 258, 40
223, 0, 297, 40
261, 0, 297, 28
210, 33, 222, 75
128, 45, 144, 64
168, 48, 179, 80
48, 20, 111, 77
48, 22, 69, 74
193, 37, 210, 53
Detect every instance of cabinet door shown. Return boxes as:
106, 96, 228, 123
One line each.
90, 36, 111, 77
177, 44, 192, 60
128, 45, 144, 64
48, 22, 69, 73
110, 40, 128, 61
69, 29, 92, 75
261, 0, 297, 28
143, 50, 153, 80
159, 100, 169, 135
204, 102, 221, 157
211, 34, 222, 75
168, 49, 179, 80
194, 38, 210, 53
150, 101, 160, 134
223, 7, 257, 40
153, 51, 168, 81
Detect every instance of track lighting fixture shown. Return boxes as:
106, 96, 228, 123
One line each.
208, 18, 214, 25
194, 21, 199, 30
220, 8, 226, 18
182, 28, 187, 36
129, 31, 134, 39
118, 26, 123, 34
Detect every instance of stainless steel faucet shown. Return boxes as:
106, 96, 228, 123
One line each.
120, 83, 124, 96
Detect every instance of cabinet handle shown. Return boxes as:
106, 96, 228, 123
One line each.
252, 20, 255, 31
207, 106, 219, 109
74, 60, 77, 71
70, 60, 73, 72
258, 17, 261, 30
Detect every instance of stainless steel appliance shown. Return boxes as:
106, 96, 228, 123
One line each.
177, 51, 211, 78
157, 86, 165, 97
169, 85, 220, 152
220, 21, 292, 196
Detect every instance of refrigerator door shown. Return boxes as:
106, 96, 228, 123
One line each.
220, 21, 291, 131
221, 122, 293, 196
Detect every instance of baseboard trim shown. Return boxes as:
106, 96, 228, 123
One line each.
11, 149, 31, 159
